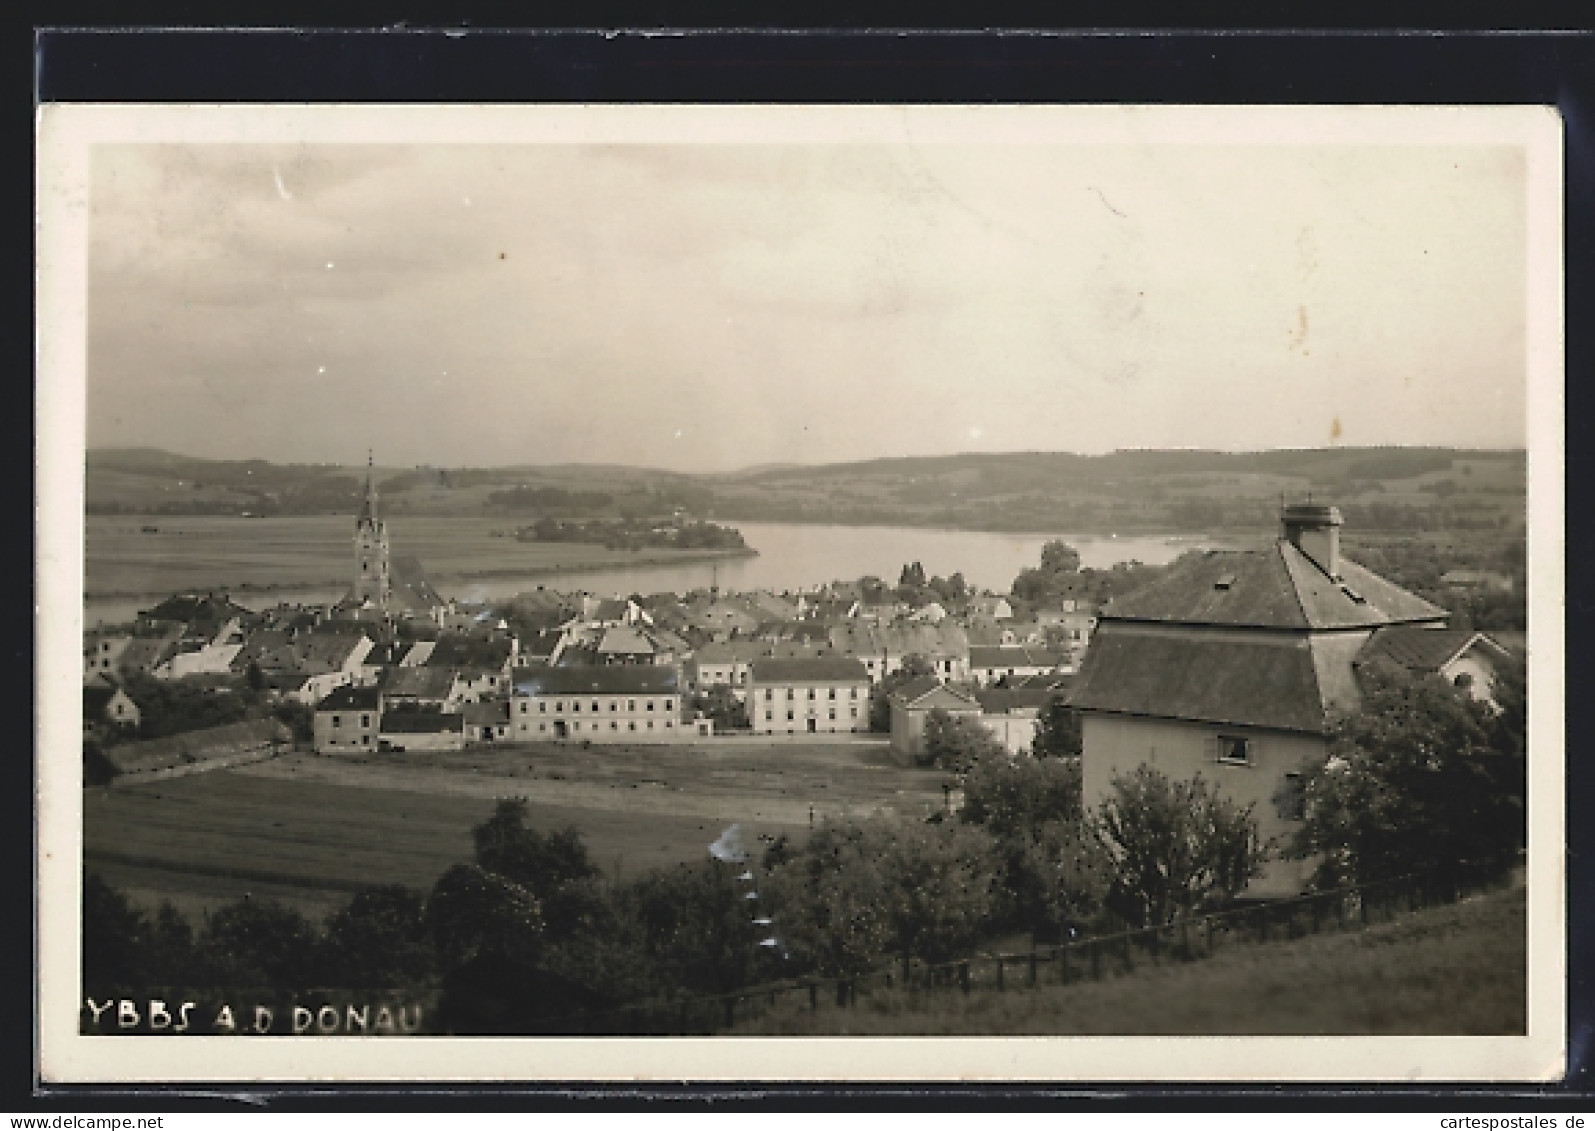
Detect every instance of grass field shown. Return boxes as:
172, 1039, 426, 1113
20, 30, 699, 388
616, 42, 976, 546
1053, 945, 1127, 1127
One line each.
84, 738, 938, 922
84, 514, 752, 600
731, 883, 1527, 1036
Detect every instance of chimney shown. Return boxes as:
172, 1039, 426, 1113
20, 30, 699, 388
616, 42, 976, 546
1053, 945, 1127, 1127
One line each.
1281, 501, 1342, 579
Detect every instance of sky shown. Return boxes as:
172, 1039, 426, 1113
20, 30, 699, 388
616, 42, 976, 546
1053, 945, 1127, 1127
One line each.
85, 137, 1529, 474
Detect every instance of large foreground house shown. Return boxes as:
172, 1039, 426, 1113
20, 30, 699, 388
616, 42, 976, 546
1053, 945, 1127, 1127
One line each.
1070, 503, 1450, 898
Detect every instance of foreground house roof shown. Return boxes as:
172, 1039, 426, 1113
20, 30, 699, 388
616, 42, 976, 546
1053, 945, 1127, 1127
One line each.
1102, 542, 1446, 631
1070, 632, 1347, 734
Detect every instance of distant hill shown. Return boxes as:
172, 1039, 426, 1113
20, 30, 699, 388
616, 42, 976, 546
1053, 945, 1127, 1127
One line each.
85, 445, 1525, 537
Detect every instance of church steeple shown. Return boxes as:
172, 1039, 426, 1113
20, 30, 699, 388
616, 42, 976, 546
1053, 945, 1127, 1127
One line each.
358, 449, 378, 525
352, 449, 391, 609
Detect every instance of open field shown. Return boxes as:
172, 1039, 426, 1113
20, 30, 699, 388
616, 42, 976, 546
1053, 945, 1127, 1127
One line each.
84, 514, 753, 601
731, 883, 1527, 1036
84, 738, 938, 921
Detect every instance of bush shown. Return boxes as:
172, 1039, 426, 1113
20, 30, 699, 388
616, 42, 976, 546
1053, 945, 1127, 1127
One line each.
1092, 765, 1267, 927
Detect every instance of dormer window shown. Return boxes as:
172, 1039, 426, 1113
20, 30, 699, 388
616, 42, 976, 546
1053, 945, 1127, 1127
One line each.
1214, 574, 1235, 591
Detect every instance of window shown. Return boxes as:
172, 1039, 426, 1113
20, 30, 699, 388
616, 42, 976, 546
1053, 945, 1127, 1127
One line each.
647, 699, 656, 711
628, 699, 636, 711
1278, 773, 1306, 821
665, 699, 674, 711
850, 707, 858, 718
764, 689, 773, 701
828, 688, 836, 700
571, 700, 579, 712
647, 720, 654, 729
1216, 736, 1252, 766
787, 688, 795, 700
361, 735, 370, 745
360, 714, 370, 727
850, 688, 858, 700
808, 689, 816, 700
534, 702, 543, 713
611, 721, 618, 730
828, 709, 836, 720
333, 716, 342, 728
592, 701, 600, 713
765, 711, 773, 721
787, 710, 794, 721
609, 700, 618, 712
665, 720, 673, 728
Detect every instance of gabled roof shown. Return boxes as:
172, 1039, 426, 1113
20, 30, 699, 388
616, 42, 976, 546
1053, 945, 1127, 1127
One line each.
889, 674, 942, 705
1355, 627, 1509, 674
969, 645, 1062, 669
384, 666, 458, 699
749, 658, 870, 683
896, 681, 981, 711
515, 666, 680, 697
463, 699, 512, 726
389, 555, 445, 613
598, 626, 655, 655
1070, 629, 1331, 733
975, 687, 1055, 714
316, 684, 382, 711
1102, 541, 1446, 630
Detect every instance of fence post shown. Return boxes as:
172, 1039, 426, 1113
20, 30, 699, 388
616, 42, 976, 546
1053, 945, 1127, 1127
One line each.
809, 982, 818, 1011
1029, 951, 1038, 988
1204, 916, 1214, 955
959, 962, 970, 994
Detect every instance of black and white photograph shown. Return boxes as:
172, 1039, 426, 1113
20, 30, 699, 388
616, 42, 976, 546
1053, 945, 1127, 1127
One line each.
35, 103, 1564, 1083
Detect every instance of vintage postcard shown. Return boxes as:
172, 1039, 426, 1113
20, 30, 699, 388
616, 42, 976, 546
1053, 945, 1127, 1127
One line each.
36, 103, 1565, 1083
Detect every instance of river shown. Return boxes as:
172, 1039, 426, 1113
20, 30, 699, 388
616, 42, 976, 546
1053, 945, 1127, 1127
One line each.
81, 520, 1228, 627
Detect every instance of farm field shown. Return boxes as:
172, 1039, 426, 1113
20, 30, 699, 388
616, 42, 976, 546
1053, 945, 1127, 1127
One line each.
84, 514, 752, 600
732, 882, 1528, 1036
84, 738, 938, 921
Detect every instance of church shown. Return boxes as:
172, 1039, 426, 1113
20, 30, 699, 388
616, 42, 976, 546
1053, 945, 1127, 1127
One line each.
338, 454, 445, 624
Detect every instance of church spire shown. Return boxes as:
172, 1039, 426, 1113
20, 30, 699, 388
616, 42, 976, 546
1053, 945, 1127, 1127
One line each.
358, 449, 378, 525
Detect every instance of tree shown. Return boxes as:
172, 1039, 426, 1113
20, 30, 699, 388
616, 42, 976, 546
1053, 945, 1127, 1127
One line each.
691, 686, 749, 732
898, 561, 927, 589
199, 898, 327, 990
767, 817, 997, 981
425, 863, 544, 972
621, 858, 771, 996
322, 885, 435, 989
958, 752, 1107, 939
960, 747, 1082, 840
1041, 541, 1082, 575
1292, 659, 1525, 889
83, 739, 120, 787
1031, 695, 1082, 758
469, 801, 607, 939
764, 820, 893, 979
921, 708, 1005, 773
1092, 766, 1267, 927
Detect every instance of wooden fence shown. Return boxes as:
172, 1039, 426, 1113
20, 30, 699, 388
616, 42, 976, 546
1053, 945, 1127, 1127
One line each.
513, 869, 1486, 1036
